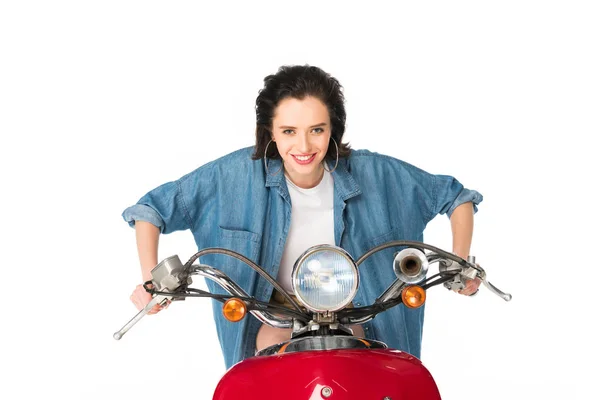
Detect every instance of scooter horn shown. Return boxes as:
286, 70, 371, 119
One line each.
393, 248, 429, 284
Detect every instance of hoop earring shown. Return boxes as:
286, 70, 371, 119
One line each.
323, 138, 339, 173
263, 139, 283, 176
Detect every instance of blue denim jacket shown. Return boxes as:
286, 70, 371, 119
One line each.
122, 147, 482, 369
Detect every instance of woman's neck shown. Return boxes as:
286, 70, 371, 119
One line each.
284, 167, 325, 189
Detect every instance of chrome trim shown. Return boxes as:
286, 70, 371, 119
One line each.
191, 264, 294, 328
345, 315, 375, 325
255, 335, 387, 356
376, 279, 406, 303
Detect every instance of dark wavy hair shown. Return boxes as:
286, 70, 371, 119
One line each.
251, 65, 351, 161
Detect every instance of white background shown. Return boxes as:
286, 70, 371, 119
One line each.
1, 1, 599, 399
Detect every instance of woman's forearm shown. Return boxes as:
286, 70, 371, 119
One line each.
135, 220, 160, 281
450, 202, 474, 259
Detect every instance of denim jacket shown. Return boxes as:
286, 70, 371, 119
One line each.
122, 147, 482, 369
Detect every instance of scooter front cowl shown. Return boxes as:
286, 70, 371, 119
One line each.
213, 348, 441, 400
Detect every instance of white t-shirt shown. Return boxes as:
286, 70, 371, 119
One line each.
276, 170, 336, 293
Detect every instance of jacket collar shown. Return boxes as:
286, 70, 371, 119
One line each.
264, 158, 286, 188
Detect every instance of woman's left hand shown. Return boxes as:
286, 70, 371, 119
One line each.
458, 277, 482, 296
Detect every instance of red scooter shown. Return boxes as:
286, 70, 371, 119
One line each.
115, 240, 511, 399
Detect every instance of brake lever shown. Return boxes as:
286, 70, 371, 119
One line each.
114, 255, 192, 340
478, 269, 512, 301
113, 294, 171, 340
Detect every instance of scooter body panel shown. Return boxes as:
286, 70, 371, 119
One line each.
213, 349, 441, 400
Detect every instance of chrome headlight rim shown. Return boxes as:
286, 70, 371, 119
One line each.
291, 244, 360, 313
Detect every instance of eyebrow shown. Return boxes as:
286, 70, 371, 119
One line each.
278, 122, 328, 129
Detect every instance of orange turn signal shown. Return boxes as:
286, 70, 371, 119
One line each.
401, 285, 426, 309
222, 298, 248, 322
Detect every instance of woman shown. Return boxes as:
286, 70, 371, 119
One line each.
123, 65, 483, 369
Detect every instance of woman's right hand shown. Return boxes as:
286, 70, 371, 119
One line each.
130, 284, 168, 314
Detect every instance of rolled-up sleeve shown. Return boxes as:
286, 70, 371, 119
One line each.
122, 179, 191, 234
433, 174, 483, 219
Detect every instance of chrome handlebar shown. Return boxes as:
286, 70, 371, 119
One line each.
114, 255, 188, 340
113, 261, 293, 341
114, 245, 511, 340
191, 264, 293, 328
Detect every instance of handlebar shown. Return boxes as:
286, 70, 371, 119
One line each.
191, 264, 294, 328
114, 242, 511, 340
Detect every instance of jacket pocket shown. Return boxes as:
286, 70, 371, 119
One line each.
218, 226, 262, 262
218, 226, 261, 243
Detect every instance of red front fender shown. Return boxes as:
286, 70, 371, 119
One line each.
213, 349, 441, 400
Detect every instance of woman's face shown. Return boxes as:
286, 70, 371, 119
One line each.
271, 96, 331, 189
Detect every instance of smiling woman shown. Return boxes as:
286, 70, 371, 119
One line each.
253, 65, 352, 189
121, 64, 483, 369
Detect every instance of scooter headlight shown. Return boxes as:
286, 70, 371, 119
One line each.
292, 245, 359, 313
